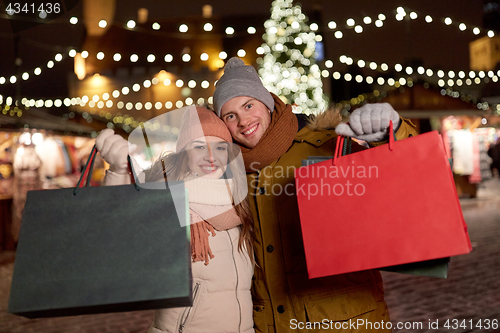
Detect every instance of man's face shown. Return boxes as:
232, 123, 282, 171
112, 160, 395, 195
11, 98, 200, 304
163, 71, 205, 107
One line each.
220, 96, 272, 149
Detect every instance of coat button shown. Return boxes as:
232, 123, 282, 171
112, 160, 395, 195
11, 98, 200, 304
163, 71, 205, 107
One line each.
259, 187, 265, 195
266, 245, 274, 253
326, 133, 331, 137
277, 305, 285, 313
317, 139, 321, 143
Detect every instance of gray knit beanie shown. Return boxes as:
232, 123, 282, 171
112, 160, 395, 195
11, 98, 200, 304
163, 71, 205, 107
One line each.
213, 57, 275, 117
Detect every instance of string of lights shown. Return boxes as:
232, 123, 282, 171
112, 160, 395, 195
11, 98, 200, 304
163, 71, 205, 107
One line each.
2, 5, 496, 84
2, 56, 500, 119
2, 73, 499, 133
3, 48, 500, 116
2, 3, 499, 129
3, 46, 499, 89
0, 48, 248, 85
328, 54, 500, 87
54, 6, 496, 39
323, 6, 496, 39
0, 51, 69, 85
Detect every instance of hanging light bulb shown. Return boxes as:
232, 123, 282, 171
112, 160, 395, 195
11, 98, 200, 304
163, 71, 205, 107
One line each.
203, 23, 213, 31
127, 20, 136, 29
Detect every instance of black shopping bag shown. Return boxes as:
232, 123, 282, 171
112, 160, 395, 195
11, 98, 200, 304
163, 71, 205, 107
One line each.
8, 146, 191, 318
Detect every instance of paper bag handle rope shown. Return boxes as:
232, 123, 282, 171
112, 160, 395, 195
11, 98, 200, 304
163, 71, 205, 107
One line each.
74, 145, 139, 195
333, 120, 396, 166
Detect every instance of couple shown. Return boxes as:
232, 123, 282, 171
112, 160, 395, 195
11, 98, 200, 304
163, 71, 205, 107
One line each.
96, 57, 418, 333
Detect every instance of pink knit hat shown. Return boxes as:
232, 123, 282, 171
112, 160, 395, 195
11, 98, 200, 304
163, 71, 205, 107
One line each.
176, 106, 233, 152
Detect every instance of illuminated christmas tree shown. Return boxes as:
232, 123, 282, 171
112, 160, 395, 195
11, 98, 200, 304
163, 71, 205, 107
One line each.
257, 0, 328, 114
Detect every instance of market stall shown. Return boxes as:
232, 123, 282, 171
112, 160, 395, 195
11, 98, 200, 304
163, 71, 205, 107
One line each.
0, 131, 104, 249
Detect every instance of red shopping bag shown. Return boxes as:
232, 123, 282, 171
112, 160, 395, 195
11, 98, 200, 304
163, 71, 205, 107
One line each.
295, 124, 472, 279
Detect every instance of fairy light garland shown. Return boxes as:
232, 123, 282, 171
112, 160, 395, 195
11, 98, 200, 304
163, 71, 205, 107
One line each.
323, 6, 494, 40
0, 50, 77, 86
2, 84, 499, 136
328, 54, 500, 87
2, 5, 500, 127
57, 5, 495, 40
3, 45, 499, 89
2, 53, 499, 122
329, 67, 498, 111
2, 4, 494, 85
0, 73, 220, 134
333, 82, 496, 115
0, 94, 211, 134
3, 54, 500, 120
2, 3, 496, 86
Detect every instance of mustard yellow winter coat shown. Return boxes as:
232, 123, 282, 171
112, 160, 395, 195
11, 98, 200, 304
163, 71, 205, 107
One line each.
246, 112, 418, 333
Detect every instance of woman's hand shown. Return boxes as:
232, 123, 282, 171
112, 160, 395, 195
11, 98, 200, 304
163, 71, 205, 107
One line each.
95, 129, 131, 174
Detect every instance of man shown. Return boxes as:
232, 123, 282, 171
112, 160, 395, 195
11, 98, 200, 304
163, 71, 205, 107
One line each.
213, 57, 418, 332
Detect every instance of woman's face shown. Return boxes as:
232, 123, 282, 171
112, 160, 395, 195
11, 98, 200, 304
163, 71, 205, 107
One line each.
186, 136, 229, 179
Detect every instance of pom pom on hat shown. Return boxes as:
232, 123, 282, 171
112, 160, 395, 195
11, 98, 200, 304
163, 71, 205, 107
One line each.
213, 57, 274, 117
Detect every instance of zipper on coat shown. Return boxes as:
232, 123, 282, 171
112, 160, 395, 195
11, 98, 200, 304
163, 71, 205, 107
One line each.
226, 230, 242, 333
178, 282, 201, 333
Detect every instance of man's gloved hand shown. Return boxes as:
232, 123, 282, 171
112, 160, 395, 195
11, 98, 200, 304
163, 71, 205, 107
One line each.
335, 103, 401, 142
95, 129, 132, 174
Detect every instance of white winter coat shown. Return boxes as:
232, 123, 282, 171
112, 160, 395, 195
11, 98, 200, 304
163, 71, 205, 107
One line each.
149, 226, 254, 333
103, 171, 255, 333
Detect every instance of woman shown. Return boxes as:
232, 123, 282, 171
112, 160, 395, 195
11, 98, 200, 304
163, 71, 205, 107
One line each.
96, 106, 254, 333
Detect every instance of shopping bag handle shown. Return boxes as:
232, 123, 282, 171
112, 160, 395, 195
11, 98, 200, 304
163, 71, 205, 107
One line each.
74, 145, 139, 195
333, 120, 396, 166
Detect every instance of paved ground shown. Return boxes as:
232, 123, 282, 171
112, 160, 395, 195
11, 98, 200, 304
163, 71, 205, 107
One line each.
0, 179, 499, 332
381, 178, 500, 333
